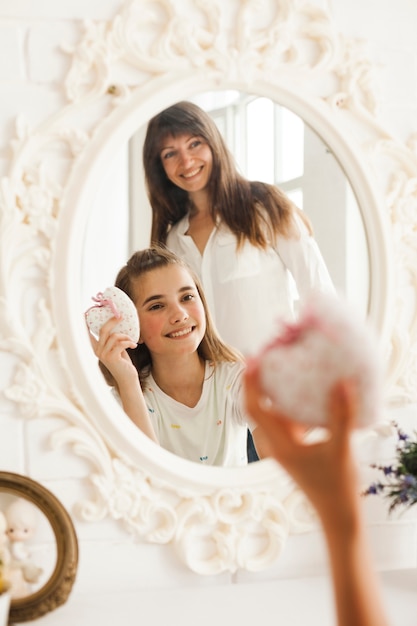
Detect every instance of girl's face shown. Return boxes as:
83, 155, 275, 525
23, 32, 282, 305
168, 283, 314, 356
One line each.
159, 133, 213, 195
133, 264, 206, 358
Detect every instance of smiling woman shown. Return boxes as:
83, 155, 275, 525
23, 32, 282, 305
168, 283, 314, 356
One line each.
82, 93, 370, 326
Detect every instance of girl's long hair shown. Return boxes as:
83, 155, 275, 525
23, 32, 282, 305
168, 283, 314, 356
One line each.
99, 246, 242, 388
143, 100, 312, 248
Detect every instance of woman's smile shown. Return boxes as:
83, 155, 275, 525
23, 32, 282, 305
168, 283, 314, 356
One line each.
160, 133, 213, 194
181, 167, 203, 179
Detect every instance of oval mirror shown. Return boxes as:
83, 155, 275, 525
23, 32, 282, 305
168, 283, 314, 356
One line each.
78, 90, 371, 470
49, 3, 394, 570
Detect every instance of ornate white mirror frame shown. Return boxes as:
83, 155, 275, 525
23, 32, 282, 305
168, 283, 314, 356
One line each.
2, 0, 417, 575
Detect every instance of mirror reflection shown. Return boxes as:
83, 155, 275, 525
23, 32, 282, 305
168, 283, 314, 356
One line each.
81, 91, 370, 467
82, 91, 369, 315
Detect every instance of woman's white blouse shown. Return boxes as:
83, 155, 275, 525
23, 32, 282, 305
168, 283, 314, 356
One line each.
167, 213, 336, 356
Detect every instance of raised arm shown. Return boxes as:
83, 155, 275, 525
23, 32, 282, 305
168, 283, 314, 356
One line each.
244, 365, 390, 626
89, 317, 159, 444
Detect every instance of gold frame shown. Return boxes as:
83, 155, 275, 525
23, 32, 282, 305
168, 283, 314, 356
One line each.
0, 472, 78, 624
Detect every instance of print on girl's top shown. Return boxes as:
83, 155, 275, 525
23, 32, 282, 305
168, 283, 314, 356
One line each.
143, 361, 249, 466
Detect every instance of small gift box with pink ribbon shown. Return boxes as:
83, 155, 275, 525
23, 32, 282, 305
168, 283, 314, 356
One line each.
85, 286, 140, 344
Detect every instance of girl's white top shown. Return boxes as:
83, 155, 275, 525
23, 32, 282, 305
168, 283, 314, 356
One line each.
143, 361, 251, 466
167, 213, 335, 356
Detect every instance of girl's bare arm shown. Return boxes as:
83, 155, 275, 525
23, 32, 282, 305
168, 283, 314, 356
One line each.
89, 318, 159, 444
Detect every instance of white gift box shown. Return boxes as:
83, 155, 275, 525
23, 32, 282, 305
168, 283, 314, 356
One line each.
85, 286, 140, 344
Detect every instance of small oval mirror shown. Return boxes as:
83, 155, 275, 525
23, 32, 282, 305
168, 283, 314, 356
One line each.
0, 472, 78, 623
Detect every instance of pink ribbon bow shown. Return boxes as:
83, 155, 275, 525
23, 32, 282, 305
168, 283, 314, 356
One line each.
87, 292, 121, 318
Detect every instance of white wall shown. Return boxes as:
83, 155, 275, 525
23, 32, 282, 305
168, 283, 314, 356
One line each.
0, 0, 417, 623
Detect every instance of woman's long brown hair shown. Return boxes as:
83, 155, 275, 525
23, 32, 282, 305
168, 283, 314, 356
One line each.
143, 100, 312, 248
99, 246, 242, 388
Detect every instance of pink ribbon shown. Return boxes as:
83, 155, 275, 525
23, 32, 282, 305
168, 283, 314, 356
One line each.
85, 292, 121, 318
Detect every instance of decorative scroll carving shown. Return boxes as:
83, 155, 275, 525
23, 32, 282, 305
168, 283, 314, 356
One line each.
1, 0, 416, 574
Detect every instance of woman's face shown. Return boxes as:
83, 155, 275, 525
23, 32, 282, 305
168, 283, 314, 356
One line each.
159, 133, 213, 196
133, 264, 206, 359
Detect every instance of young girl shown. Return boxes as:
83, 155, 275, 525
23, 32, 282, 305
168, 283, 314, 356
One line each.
90, 246, 267, 467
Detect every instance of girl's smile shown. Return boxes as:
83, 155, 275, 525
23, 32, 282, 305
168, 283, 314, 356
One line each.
166, 325, 194, 339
